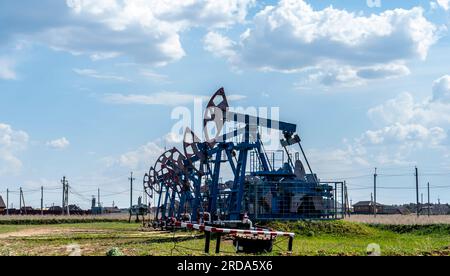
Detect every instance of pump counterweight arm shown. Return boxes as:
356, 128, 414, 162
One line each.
223, 111, 297, 134
204, 87, 297, 142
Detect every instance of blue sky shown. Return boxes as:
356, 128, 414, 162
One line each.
1, 0, 450, 209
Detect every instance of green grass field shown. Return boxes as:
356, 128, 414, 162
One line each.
1, 217, 450, 256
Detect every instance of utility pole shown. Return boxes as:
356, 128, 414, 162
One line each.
41, 186, 44, 216
344, 181, 349, 217
129, 172, 135, 208
438, 197, 441, 215
371, 193, 373, 214
129, 172, 135, 222
374, 168, 377, 217
415, 167, 420, 217
19, 187, 22, 215
427, 182, 430, 217
61, 176, 69, 216
62, 176, 66, 215
22, 189, 27, 215
66, 181, 70, 216
98, 188, 102, 214
6, 189, 9, 216
19, 188, 27, 215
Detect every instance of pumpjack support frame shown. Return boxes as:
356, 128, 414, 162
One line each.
144, 88, 346, 225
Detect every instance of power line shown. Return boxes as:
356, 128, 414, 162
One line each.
378, 173, 412, 177
349, 185, 450, 191
69, 192, 92, 203
102, 190, 130, 197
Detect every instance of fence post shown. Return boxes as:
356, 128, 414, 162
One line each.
415, 167, 420, 217
288, 236, 294, 252
334, 183, 337, 219
6, 189, 9, 216
204, 231, 211, 254
215, 234, 222, 254
341, 182, 344, 219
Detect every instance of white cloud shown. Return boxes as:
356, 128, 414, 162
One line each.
227, 94, 247, 101
437, 0, 450, 10
103, 92, 247, 106
361, 75, 450, 162
89, 52, 120, 61
316, 76, 450, 169
139, 70, 170, 83
305, 66, 364, 88
357, 63, 411, 80
204, 31, 237, 62
46, 137, 70, 150
360, 123, 446, 147
368, 84, 450, 127
66, 0, 119, 15
23, 178, 60, 190
0, 0, 255, 66
0, 124, 28, 151
73, 68, 129, 82
298, 63, 410, 88
0, 123, 29, 175
0, 57, 17, 80
164, 132, 183, 144
106, 141, 164, 170
241, 1, 437, 69
205, 0, 438, 86
104, 129, 197, 171
67, 0, 255, 30
103, 92, 206, 106
309, 143, 370, 171
432, 75, 450, 103
368, 92, 416, 126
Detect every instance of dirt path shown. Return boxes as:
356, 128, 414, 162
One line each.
0, 227, 158, 239
0, 228, 59, 239
0, 228, 115, 239
0, 228, 68, 239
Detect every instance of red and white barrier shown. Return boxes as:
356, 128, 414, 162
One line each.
174, 222, 295, 238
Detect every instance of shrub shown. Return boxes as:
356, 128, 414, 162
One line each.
106, 248, 124, 256
263, 220, 374, 237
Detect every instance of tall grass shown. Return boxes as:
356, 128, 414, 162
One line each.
346, 215, 450, 225
263, 220, 375, 237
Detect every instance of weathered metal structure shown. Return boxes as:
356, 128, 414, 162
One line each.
144, 88, 345, 226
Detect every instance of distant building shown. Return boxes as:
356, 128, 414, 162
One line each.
48, 206, 63, 212
353, 201, 405, 215
68, 205, 83, 212
101, 207, 121, 214
20, 206, 34, 214
353, 201, 383, 214
421, 204, 450, 215
0, 195, 6, 212
381, 205, 406, 215
91, 203, 121, 215
420, 204, 434, 215
91, 207, 103, 215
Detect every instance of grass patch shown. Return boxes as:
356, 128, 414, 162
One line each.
369, 224, 450, 235
0, 225, 28, 234
1, 220, 450, 256
263, 220, 376, 237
